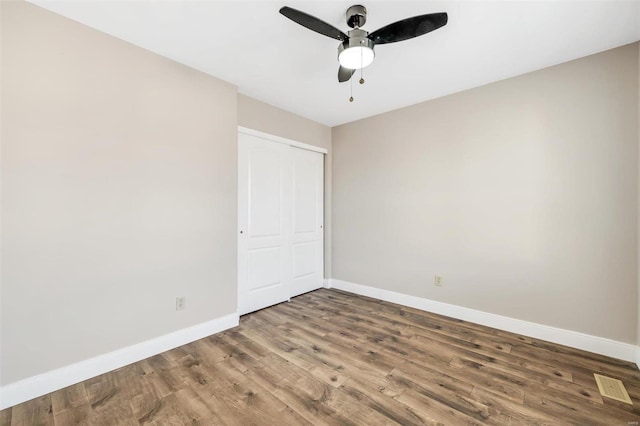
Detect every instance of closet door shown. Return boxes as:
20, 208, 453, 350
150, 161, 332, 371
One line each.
238, 133, 292, 315
290, 147, 324, 297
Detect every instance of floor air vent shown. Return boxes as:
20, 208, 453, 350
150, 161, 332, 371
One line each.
593, 373, 633, 405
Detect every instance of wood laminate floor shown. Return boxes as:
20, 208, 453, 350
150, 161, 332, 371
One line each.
2, 289, 639, 425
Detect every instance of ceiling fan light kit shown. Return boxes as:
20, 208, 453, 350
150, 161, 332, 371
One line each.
279, 3, 447, 98
338, 30, 375, 70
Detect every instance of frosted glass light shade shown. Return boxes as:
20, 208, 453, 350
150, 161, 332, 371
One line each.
338, 46, 375, 70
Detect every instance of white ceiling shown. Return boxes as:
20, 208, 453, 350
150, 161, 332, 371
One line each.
29, 1, 640, 127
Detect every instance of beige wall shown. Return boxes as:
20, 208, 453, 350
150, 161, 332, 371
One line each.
1, 1, 238, 385
238, 94, 332, 278
238, 94, 331, 150
333, 43, 639, 343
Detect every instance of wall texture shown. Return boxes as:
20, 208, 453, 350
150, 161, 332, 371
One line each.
332, 43, 639, 344
238, 94, 333, 278
1, 1, 237, 385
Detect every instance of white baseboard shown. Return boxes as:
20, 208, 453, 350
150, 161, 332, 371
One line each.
329, 279, 638, 365
0, 313, 239, 410
323, 278, 332, 289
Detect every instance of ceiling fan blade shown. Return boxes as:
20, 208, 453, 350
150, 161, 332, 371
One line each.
280, 6, 348, 42
338, 66, 355, 83
368, 12, 447, 45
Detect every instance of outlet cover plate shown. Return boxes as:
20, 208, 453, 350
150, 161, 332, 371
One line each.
176, 297, 186, 311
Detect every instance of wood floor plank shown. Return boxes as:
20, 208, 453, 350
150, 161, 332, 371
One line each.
320, 384, 403, 426
337, 379, 427, 425
175, 371, 251, 426
357, 292, 633, 378
445, 348, 600, 405
82, 372, 137, 426
223, 329, 271, 359
405, 323, 574, 383
246, 354, 356, 426
208, 359, 313, 426
468, 386, 558, 425
277, 325, 401, 395
330, 293, 572, 381
0, 408, 11, 426
52, 403, 92, 425
239, 327, 350, 388
3, 288, 639, 425
49, 382, 87, 416
395, 387, 488, 425
142, 354, 189, 395
389, 365, 530, 425
510, 341, 640, 382
523, 386, 640, 425
9, 395, 53, 426
137, 362, 175, 399
171, 387, 227, 424
394, 359, 475, 397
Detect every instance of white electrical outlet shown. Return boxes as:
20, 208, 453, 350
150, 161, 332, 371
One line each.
176, 297, 186, 310
434, 275, 443, 286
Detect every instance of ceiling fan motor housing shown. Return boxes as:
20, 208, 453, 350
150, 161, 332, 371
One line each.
346, 5, 367, 28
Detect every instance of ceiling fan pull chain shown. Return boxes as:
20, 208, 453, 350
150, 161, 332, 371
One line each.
360, 48, 365, 84
349, 76, 354, 102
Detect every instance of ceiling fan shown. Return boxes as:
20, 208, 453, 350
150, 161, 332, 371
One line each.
280, 5, 448, 83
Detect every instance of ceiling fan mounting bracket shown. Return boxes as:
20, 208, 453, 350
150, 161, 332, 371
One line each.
346, 5, 367, 29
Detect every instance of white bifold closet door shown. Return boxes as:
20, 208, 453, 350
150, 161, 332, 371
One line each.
238, 130, 324, 316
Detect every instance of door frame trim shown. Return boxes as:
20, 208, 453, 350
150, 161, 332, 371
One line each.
238, 126, 328, 155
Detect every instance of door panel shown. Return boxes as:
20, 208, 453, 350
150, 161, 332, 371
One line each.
238, 133, 291, 315
293, 158, 318, 234
249, 149, 283, 238
290, 148, 324, 297
293, 241, 317, 277
248, 247, 282, 290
